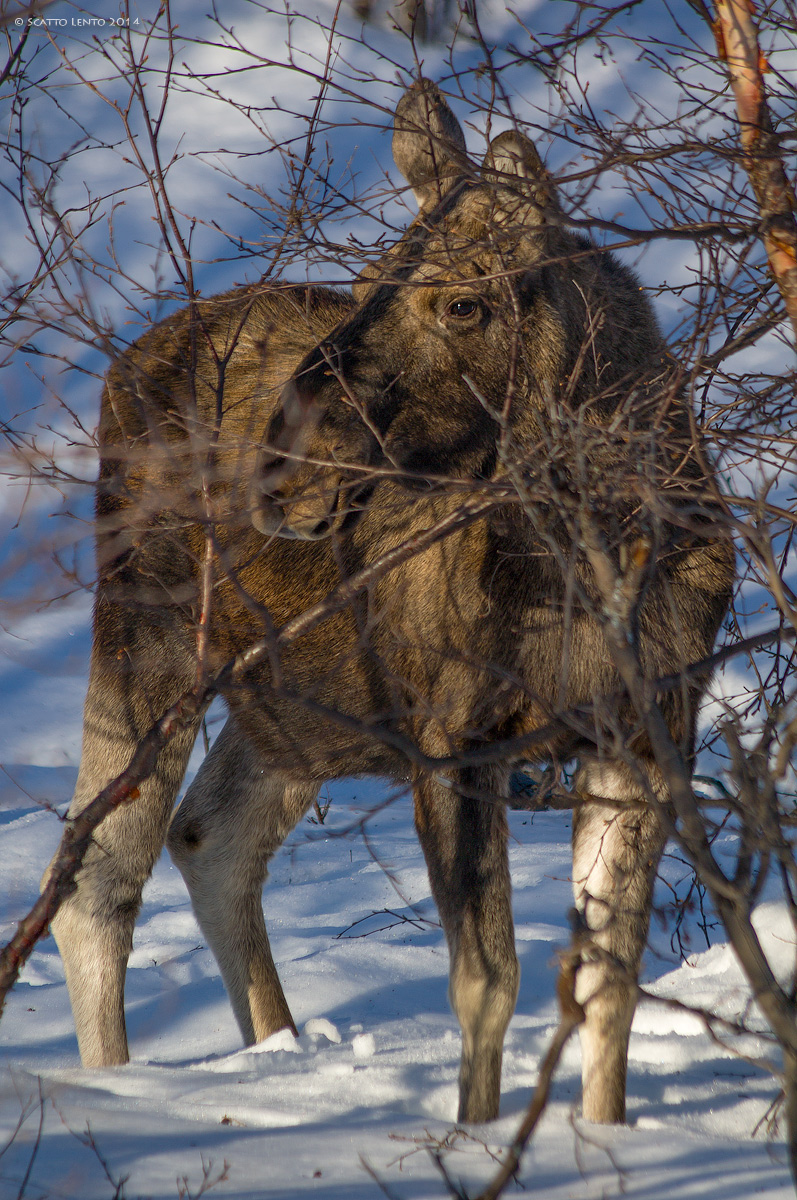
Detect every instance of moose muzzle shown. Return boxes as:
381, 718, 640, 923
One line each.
250, 378, 377, 540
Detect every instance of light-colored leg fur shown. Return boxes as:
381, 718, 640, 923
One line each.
46, 628, 201, 1068
413, 767, 519, 1122
571, 757, 667, 1123
167, 718, 317, 1046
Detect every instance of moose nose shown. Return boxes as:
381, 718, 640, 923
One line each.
251, 492, 333, 540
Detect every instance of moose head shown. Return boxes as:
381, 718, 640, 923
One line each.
250, 78, 671, 542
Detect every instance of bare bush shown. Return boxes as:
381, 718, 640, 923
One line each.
1, 0, 796, 1194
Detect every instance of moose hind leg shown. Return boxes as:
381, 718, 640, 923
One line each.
571, 758, 667, 1123
48, 625, 201, 1068
414, 767, 518, 1123
167, 717, 317, 1047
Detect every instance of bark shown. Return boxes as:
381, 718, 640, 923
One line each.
715, 0, 797, 343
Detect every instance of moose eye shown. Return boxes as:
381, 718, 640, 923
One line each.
446, 297, 481, 321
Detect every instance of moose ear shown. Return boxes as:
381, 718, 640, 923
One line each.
482, 130, 558, 223
392, 79, 468, 211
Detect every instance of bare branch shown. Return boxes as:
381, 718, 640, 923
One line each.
715, 0, 797, 342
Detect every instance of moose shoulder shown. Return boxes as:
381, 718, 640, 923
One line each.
48, 79, 734, 1128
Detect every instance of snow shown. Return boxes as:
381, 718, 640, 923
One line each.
0, 754, 792, 1198
1, 1, 795, 1197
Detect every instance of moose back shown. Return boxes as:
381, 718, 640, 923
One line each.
48, 80, 733, 1125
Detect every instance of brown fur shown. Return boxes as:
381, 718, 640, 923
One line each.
48, 80, 734, 1126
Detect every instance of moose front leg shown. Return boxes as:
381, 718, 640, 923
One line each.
167, 717, 318, 1047
571, 758, 667, 1123
413, 767, 519, 1123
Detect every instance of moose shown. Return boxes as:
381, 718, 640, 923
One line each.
47, 79, 734, 1126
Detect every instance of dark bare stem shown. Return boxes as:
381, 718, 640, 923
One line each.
475, 951, 585, 1200
579, 510, 797, 1190
15, 1078, 45, 1200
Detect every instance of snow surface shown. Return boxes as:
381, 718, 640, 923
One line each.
1, 751, 793, 1198
1, 1, 796, 1197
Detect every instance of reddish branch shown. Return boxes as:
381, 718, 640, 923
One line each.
1, 480, 792, 1021
0, 492, 501, 1017
715, 0, 797, 343
0, 694, 202, 1018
